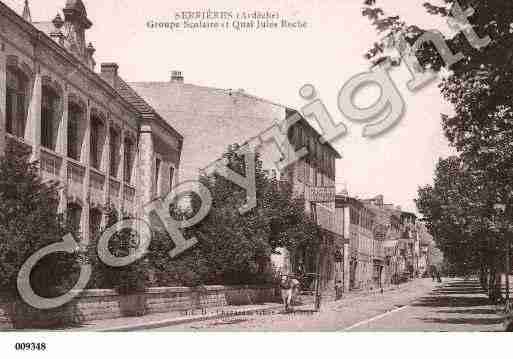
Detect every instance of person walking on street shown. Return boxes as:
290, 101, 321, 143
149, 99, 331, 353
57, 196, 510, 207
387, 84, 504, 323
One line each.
436, 271, 442, 283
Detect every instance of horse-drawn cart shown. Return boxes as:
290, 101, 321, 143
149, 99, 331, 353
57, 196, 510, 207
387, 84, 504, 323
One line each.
297, 272, 322, 311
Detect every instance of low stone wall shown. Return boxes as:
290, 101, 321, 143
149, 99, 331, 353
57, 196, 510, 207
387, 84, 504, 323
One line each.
0, 285, 278, 329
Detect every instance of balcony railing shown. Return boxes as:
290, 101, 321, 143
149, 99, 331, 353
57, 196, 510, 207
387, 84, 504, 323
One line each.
67, 160, 85, 199
90, 169, 106, 205
305, 185, 336, 203
40, 148, 62, 182
68, 161, 85, 183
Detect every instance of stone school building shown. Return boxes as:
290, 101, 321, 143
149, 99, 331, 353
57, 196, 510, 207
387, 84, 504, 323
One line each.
0, 0, 183, 242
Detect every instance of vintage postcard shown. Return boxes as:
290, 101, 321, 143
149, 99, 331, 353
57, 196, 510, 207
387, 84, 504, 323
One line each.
0, 0, 511, 357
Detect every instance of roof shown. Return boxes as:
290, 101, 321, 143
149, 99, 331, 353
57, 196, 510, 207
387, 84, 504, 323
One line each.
129, 81, 341, 181
112, 78, 183, 143
33, 21, 57, 35
65, 0, 86, 13
115, 78, 158, 116
286, 108, 342, 159
335, 195, 365, 209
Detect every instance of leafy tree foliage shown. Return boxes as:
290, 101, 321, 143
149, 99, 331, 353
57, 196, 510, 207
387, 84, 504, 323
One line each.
0, 141, 79, 299
90, 206, 150, 294
362, 0, 513, 300
148, 145, 320, 287
0, 141, 83, 328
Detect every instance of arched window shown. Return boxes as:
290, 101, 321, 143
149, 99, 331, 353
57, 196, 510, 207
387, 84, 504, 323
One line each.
41, 85, 61, 151
6, 66, 29, 138
169, 165, 175, 193
155, 157, 161, 195
67, 202, 82, 235
109, 127, 120, 177
123, 136, 134, 183
89, 208, 103, 241
90, 114, 104, 170
68, 100, 85, 161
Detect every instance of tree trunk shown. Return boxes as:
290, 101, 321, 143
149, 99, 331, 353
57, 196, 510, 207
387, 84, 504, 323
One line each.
480, 265, 488, 291
488, 266, 503, 303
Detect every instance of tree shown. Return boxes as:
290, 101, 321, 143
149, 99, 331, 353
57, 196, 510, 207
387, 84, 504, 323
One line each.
417, 157, 485, 273
416, 156, 506, 299
0, 141, 80, 327
363, 0, 513, 302
148, 145, 320, 286
92, 206, 150, 294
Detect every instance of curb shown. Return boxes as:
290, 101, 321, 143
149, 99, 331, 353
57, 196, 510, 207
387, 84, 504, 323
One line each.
93, 279, 427, 331
95, 304, 286, 332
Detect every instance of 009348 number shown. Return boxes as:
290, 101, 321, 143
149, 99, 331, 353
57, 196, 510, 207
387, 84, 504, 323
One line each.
14, 342, 47, 351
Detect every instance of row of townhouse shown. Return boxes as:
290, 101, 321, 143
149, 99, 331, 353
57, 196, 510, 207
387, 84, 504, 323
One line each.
333, 194, 435, 292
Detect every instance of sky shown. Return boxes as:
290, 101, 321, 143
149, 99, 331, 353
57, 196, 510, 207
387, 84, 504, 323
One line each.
4, 0, 457, 213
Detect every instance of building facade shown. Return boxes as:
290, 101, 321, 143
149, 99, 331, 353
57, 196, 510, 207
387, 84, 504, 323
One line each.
335, 195, 377, 291
0, 0, 182, 242
282, 110, 343, 291
363, 195, 404, 285
401, 212, 420, 278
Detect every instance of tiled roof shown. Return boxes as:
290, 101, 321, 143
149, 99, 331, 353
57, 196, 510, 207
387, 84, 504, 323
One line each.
113, 78, 183, 143
115, 78, 157, 116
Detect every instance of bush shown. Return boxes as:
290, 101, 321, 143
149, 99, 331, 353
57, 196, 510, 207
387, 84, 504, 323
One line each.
0, 141, 81, 328
91, 207, 150, 294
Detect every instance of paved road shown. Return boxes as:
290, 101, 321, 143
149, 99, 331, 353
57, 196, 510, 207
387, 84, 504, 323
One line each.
148, 278, 505, 331
349, 278, 505, 332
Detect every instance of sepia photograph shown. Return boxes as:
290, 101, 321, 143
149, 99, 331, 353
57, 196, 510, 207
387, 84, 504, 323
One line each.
0, 0, 511, 357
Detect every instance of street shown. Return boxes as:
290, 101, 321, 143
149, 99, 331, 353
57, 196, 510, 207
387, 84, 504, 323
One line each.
149, 278, 506, 331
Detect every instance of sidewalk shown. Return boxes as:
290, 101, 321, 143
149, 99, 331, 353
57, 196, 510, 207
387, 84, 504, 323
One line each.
69, 279, 426, 331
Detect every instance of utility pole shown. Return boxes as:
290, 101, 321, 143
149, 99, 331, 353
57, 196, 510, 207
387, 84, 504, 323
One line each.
506, 231, 511, 312
505, 202, 512, 312
314, 239, 322, 311
312, 203, 322, 311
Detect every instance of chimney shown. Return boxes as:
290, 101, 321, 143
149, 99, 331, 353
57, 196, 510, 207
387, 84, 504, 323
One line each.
101, 63, 119, 87
171, 70, 184, 83
22, 0, 32, 23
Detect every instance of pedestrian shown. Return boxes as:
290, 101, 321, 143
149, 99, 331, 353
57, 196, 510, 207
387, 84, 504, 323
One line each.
436, 271, 442, 283
335, 280, 343, 300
